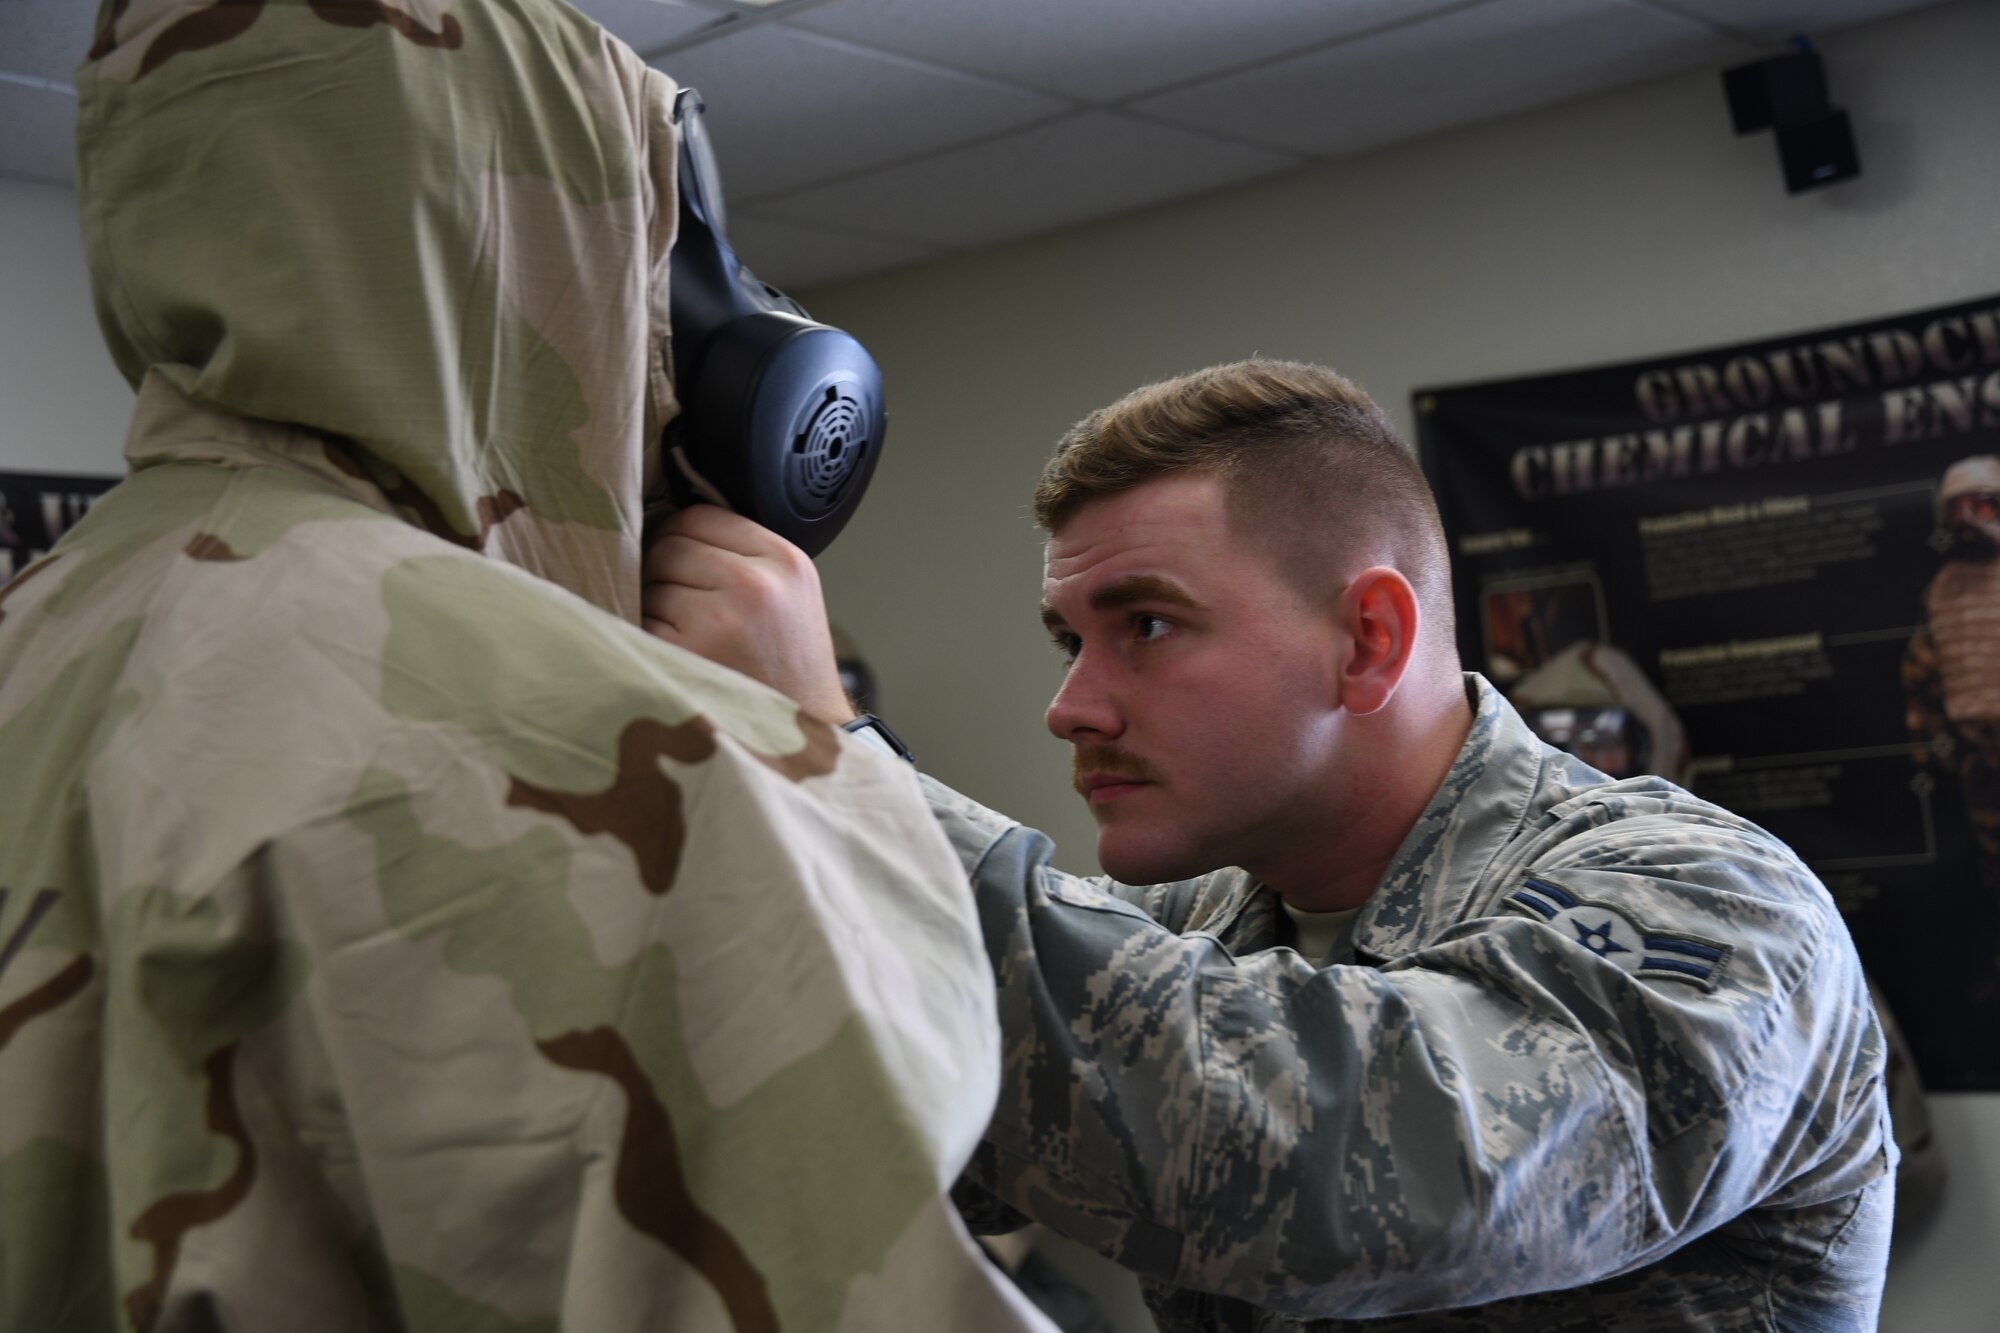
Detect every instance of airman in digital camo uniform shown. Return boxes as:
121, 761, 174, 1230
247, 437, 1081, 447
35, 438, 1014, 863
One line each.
0, 3, 1048, 1330
649, 360, 1897, 1331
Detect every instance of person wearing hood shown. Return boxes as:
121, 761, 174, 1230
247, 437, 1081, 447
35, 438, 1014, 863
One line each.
0, 3, 1048, 1330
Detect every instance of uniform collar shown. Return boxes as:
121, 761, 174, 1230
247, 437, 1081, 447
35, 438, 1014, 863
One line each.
123, 372, 400, 517
1350, 673, 1547, 963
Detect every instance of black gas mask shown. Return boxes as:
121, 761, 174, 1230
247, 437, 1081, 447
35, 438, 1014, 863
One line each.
660, 88, 887, 558
1945, 489, 2000, 561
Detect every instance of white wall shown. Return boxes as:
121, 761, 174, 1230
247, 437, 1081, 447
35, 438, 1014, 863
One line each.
793, 2, 2000, 1328
0, 176, 130, 472
4, 2, 1995, 1326
804, 0, 2000, 884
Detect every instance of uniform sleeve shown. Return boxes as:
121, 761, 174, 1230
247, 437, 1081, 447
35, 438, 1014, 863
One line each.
923, 776, 1892, 1321
266, 702, 1019, 1327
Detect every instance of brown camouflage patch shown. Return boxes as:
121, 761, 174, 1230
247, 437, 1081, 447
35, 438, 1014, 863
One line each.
0, 553, 60, 629
125, 1044, 258, 1332
381, 476, 526, 552
760, 709, 842, 783
539, 1027, 778, 1333
475, 489, 528, 537
307, 0, 463, 50
324, 441, 525, 546
506, 716, 715, 897
87, 0, 134, 61
183, 533, 246, 563
507, 711, 844, 892
137, 0, 267, 80
0, 954, 93, 1053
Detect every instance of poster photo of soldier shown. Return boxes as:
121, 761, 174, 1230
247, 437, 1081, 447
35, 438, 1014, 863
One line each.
1478, 570, 1607, 684
1419, 292, 2000, 1091
1905, 455, 2000, 901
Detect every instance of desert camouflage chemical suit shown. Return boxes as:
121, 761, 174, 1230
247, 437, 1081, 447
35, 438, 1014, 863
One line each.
935, 675, 1895, 1331
0, 4, 1050, 1331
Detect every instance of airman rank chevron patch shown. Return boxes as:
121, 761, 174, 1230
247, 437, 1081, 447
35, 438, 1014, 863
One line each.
1505, 876, 1732, 990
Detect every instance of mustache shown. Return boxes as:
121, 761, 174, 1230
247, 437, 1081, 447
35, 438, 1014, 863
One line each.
1072, 745, 1158, 794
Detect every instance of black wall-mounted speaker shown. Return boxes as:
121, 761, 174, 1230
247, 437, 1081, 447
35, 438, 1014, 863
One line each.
1721, 45, 1861, 195
1722, 51, 1829, 134
1777, 109, 1861, 192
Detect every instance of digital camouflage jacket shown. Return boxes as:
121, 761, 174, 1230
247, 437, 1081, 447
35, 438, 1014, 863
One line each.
0, 4, 1045, 1330
931, 676, 1895, 1331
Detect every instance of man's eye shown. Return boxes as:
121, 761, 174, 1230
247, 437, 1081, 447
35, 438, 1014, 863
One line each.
1135, 614, 1172, 642
1050, 631, 1081, 662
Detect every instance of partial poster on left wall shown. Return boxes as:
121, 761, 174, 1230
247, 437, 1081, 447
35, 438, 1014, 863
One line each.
0, 470, 120, 583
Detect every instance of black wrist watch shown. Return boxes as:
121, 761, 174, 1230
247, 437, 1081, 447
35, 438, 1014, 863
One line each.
841, 712, 915, 764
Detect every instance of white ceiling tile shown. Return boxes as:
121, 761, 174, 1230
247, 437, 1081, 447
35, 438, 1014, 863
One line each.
1134, 0, 1755, 159
786, 0, 1469, 102
0, 80, 76, 186
567, 0, 731, 54
0, 1, 729, 85
725, 211, 943, 289
749, 111, 1298, 250
0, 0, 1953, 275
1653, 0, 1944, 43
0, 0, 99, 83
652, 25, 1067, 200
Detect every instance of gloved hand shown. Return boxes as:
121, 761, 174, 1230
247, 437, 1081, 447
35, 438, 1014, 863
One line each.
641, 504, 855, 725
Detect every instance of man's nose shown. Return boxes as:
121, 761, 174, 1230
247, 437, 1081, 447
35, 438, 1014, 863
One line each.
1045, 651, 1123, 741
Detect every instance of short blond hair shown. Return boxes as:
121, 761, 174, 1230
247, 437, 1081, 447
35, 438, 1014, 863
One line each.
1035, 359, 1455, 651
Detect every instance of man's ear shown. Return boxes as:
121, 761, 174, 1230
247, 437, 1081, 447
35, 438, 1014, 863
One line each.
1337, 566, 1419, 716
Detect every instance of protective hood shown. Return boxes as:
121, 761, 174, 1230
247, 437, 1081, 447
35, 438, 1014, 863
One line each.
77, 0, 677, 622
1938, 454, 2000, 507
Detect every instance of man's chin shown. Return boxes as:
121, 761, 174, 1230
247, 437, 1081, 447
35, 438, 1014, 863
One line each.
1096, 835, 1211, 888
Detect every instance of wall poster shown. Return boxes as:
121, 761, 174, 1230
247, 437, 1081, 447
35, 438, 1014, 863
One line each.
0, 470, 120, 585
1417, 294, 2000, 1091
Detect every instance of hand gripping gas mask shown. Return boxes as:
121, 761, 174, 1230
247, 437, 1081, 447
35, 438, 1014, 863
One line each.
661, 88, 887, 558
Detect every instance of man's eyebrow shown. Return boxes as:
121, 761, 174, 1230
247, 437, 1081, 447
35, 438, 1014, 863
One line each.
1092, 575, 1199, 612
1041, 574, 1201, 634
